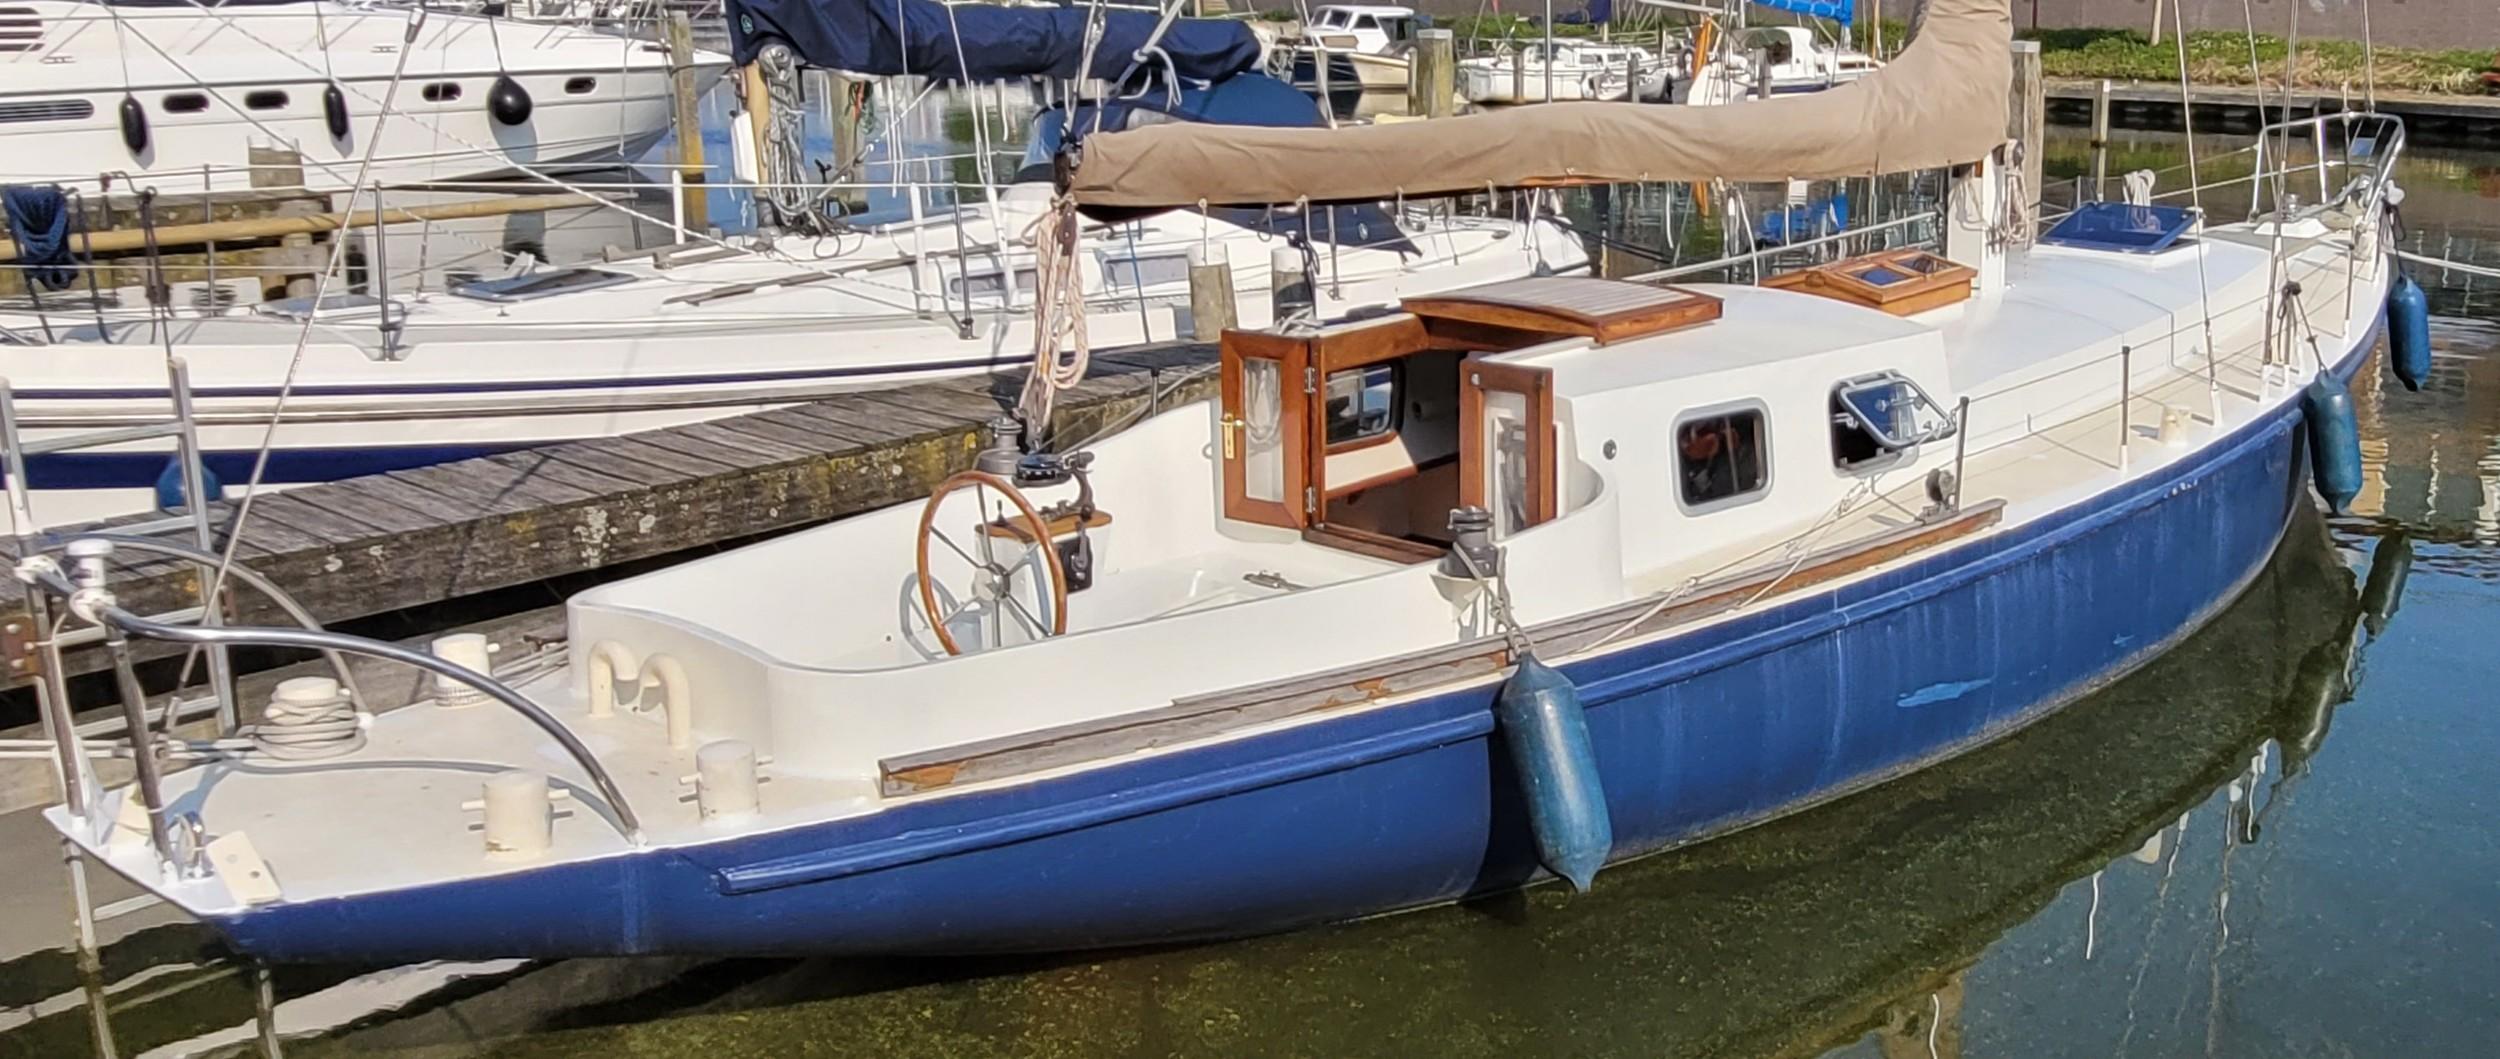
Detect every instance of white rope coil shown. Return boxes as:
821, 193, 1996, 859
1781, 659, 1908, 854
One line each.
1018, 195, 1093, 430
242, 680, 365, 760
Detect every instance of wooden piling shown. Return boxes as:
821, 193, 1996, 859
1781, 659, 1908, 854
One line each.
1187, 244, 1237, 341
1409, 28, 1454, 119
1270, 245, 1312, 319
2090, 78, 2112, 201
2008, 40, 2044, 242
663, 12, 710, 234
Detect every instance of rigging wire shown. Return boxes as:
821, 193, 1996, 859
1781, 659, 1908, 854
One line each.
2167, 0, 2224, 418
199, 7, 429, 632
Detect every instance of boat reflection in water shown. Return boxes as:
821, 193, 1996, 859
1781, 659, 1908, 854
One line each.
314, 505, 2393, 1058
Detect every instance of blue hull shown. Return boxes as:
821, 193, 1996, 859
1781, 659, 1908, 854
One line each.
209, 329, 2379, 962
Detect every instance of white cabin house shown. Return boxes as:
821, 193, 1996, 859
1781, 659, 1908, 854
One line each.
1281, 4, 1422, 90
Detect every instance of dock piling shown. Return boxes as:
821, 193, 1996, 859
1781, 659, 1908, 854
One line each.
664, 12, 710, 235
1188, 244, 1237, 341
2090, 78, 2112, 201
1410, 28, 1454, 119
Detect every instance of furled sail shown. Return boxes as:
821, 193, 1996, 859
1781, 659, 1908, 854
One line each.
1068, 0, 2008, 208
723, 0, 1263, 85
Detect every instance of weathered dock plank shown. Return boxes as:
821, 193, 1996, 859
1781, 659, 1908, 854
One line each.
0, 341, 1219, 689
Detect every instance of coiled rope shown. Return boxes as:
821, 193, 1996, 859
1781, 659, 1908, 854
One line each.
1018, 194, 1092, 431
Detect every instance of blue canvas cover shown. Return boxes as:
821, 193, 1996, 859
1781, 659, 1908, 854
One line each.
724, 0, 1262, 85
1752, 0, 1852, 20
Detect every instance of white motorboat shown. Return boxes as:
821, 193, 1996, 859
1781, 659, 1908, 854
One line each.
0, 0, 727, 193
1672, 25, 1878, 105
1276, 4, 1421, 92
1457, 40, 1670, 104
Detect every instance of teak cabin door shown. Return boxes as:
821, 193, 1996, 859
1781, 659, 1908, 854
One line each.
1461, 359, 1557, 536
1219, 330, 1312, 529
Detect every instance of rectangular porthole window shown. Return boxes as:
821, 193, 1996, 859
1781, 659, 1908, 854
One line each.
162, 92, 208, 113
564, 76, 596, 94
1323, 363, 1398, 447
421, 82, 461, 103
1675, 405, 1771, 511
244, 89, 287, 111
0, 99, 93, 123
1099, 252, 1189, 290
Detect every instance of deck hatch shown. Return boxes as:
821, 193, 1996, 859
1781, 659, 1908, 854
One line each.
1399, 277, 1721, 346
451, 267, 634, 303
2040, 202, 2198, 254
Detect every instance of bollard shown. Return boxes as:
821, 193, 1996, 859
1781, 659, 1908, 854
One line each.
481, 770, 552, 859
1188, 244, 1238, 341
429, 633, 495, 707
696, 740, 761, 821
1270, 245, 1313, 321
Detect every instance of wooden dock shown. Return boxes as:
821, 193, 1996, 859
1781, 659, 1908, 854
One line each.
0, 341, 1218, 691
2044, 78, 2500, 143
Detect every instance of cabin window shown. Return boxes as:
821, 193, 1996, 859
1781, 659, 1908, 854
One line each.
1675, 406, 1770, 511
0, 99, 92, 123
0, 7, 38, 55
1239, 357, 1288, 504
949, 267, 1038, 299
421, 82, 462, 103
244, 89, 287, 111
564, 76, 597, 95
1324, 363, 1398, 447
161, 93, 209, 114
1099, 252, 1189, 290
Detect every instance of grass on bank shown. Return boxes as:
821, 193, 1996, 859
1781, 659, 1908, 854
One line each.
2030, 29, 2494, 96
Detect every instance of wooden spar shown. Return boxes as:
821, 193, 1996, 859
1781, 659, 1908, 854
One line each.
0, 193, 611, 262
663, 11, 710, 233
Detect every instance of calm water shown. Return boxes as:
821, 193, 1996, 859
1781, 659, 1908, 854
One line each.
4, 114, 2497, 1059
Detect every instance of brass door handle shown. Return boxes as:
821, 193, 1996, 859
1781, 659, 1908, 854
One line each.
1219, 413, 1244, 459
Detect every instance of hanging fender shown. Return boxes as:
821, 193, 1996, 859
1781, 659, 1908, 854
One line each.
489, 73, 532, 125
323, 82, 351, 140
118, 95, 148, 154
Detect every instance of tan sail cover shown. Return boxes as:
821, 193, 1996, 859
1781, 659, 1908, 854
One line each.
1069, 0, 2010, 208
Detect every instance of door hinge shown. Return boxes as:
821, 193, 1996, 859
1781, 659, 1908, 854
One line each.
1303, 366, 1317, 393
1304, 486, 1316, 514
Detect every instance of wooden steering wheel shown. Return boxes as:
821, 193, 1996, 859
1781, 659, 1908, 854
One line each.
914, 469, 1070, 656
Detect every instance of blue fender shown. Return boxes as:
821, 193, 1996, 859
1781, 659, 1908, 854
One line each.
1495, 655, 1613, 892
2301, 373, 2362, 514
153, 457, 223, 512
2386, 272, 2431, 392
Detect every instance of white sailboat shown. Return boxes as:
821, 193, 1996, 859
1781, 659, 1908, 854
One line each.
27, 0, 2430, 967
1456, 40, 1670, 104
0, 0, 725, 192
